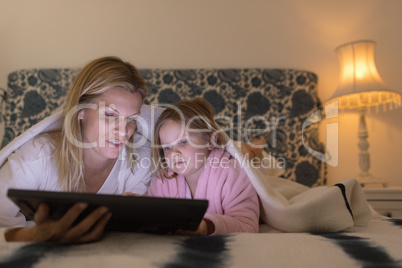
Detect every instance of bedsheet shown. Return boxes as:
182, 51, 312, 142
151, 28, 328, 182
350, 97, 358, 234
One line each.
0, 217, 401, 268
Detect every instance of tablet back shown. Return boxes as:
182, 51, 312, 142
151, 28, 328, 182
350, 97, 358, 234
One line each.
7, 189, 209, 233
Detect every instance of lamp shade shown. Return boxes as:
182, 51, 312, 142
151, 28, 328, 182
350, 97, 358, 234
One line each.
327, 40, 400, 110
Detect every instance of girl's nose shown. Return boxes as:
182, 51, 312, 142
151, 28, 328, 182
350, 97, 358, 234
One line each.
171, 147, 181, 155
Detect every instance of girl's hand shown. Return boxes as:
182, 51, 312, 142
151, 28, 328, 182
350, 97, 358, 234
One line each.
241, 138, 266, 160
174, 219, 213, 236
121, 192, 140, 196
5, 202, 112, 243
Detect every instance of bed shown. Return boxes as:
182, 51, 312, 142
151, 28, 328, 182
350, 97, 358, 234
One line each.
0, 67, 401, 267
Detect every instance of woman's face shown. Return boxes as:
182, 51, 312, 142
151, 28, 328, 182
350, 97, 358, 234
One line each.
79, 87, 143, 162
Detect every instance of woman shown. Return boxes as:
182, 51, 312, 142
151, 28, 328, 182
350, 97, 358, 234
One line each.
0, 56, 156, 243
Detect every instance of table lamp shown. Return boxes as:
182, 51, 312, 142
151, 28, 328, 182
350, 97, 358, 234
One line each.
326, 40, 401, 187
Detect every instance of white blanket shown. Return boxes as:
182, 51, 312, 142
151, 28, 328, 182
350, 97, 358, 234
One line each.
0, 105, 372, 233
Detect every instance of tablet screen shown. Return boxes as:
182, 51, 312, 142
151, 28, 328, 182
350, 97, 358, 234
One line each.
7, 189, 208, 234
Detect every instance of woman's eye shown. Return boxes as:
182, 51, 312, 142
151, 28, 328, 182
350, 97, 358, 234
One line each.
163, 146, 172, 151
180, 140, 188, 145
105, 113, 117, 120
127, 117, 137, 123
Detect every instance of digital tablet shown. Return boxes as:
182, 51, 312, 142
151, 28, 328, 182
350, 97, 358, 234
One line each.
7, 189, 209, 234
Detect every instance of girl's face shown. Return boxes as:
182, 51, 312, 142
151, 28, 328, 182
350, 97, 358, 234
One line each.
79, 87, 142, 162
159, 119, 213, 182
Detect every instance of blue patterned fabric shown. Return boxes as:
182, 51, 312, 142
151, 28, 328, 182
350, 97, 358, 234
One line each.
0, 68, 325, 186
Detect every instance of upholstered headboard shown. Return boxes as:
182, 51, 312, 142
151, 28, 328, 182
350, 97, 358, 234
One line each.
0, 68, 325, 186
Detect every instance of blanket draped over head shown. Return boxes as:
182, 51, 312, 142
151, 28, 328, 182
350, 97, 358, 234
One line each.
0, 105, 372, 233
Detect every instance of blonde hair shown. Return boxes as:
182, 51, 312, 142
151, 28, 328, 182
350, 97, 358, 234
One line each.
54, 56, 147, 191
152, 98, 228, 180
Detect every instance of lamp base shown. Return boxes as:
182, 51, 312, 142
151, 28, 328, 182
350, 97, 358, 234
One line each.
356, 174, 387, 188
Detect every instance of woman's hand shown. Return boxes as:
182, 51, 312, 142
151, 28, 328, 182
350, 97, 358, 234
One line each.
5, 202, 112, 243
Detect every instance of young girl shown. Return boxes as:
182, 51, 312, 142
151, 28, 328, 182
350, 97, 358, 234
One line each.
148, 98, 260, 236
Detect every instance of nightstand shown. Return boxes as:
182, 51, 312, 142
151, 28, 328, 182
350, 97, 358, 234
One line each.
362, 187, 402, 219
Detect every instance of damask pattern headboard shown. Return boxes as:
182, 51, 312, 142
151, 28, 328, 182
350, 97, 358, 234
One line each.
0, 68, 325, 186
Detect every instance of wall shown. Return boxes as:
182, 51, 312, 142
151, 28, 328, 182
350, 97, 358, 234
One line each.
1, 0, 401, 186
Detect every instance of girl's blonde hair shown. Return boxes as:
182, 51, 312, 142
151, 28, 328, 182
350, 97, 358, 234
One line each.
54, 56, 147, 191
152, 98, 228, 180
